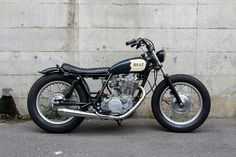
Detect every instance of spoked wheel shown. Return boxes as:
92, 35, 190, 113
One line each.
36, 81, 78, 125
28, 74, 87, 133
152, 74, 211, 132
160, 82, 202, 125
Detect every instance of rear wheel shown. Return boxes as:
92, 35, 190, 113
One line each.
151, 74, 211, 132
27, 74, 87, 133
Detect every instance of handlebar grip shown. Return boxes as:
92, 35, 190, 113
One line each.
126, 39, 136, 46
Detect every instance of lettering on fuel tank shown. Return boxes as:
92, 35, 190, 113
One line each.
133, 63, 144, 66
130, 59, 146, 72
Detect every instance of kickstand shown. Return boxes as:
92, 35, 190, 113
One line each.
115, 120, 123, 127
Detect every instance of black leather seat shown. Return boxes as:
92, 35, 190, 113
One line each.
61, 63, 109, 75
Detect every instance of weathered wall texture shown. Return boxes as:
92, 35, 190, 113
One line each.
0, 0, 235, 117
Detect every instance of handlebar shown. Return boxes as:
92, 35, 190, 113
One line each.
126, 39, 136, 46
125, 38, 167, 66
125, 38, 155, 52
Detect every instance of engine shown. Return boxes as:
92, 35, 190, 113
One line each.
101, 75, 139, 115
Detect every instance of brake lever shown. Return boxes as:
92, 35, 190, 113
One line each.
131, 43, 136, 48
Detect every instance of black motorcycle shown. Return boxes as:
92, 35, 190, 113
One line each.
27, 38, 211, 133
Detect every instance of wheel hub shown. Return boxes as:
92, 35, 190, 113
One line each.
170, 93, 192, 114
51, 93, 65, 107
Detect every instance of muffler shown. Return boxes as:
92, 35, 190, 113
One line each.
57, 86, 146, 120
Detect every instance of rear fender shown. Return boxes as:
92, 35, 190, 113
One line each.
39, 65, 63, 75
39, 65, 91, 100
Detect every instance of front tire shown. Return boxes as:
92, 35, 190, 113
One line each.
27, 74, 87, 133
151, 74, 211, 132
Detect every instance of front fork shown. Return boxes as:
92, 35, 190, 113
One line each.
151, 51, 182, 104
163, 74, 182, 104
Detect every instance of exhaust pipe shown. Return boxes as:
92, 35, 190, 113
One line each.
57, 86, 146, 120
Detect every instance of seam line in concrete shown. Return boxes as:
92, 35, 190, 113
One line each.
194, 0, 199, 75
0, 27, 235, 29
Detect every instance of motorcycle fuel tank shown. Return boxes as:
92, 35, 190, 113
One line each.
110, 57, 147, 74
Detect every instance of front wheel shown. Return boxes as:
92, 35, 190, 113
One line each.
151, 74, 211, 132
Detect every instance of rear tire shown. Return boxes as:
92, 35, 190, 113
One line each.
27, 74, 88, 133
151, 74, 211, 132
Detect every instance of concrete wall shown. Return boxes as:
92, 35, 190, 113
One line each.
0, 0, 235, 117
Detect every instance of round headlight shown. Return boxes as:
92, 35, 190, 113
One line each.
157, 50, 166, 63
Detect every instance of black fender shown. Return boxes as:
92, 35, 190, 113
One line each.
39, 67, 60, 74
39, 65, 91, 99
39, 65, 63, 75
